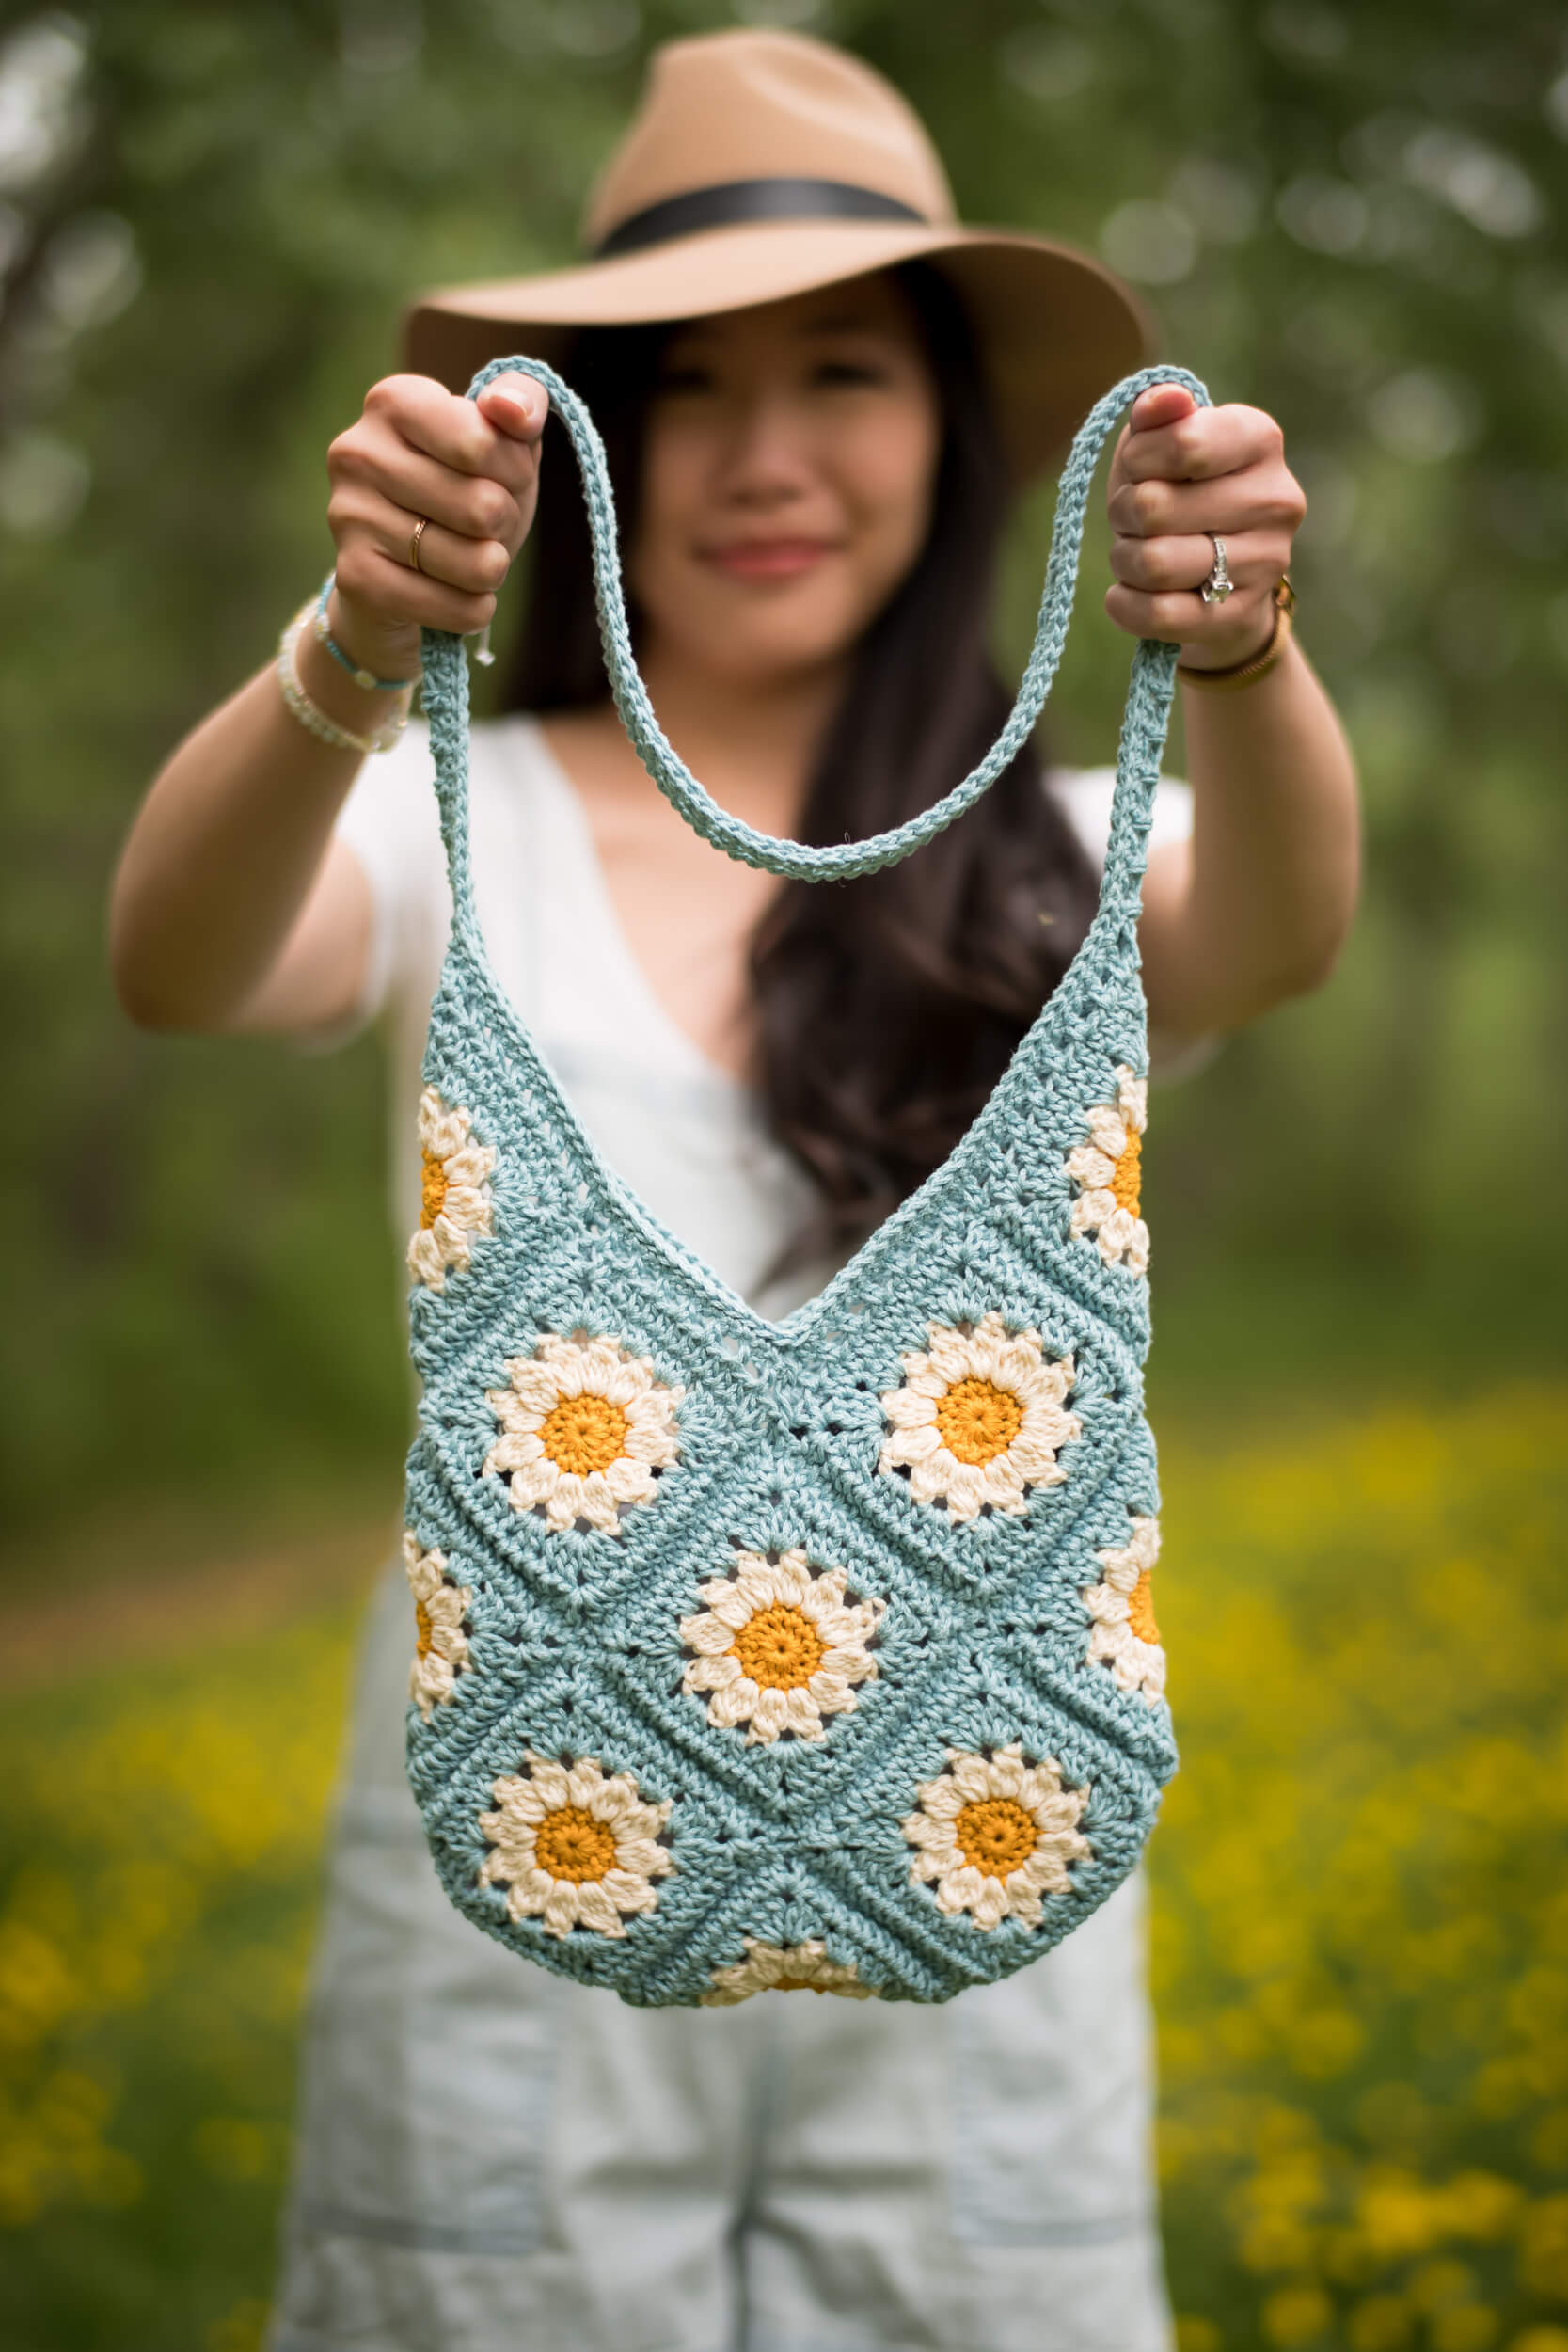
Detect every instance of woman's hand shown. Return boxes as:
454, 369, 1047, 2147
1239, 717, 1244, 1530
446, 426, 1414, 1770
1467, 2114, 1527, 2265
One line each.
1103, 385, 1305, 670
325, 371, 549, 677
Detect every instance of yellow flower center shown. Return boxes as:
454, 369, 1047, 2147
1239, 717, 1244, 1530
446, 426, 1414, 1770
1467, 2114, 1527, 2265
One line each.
533, 1804, 617, 1884
539, 1392, 628, 1477
1128, 1568, 1160, 1646
934, 1376, 1023, 1466
1110, 1126, 1142, 1216
414, 1597, 434, 1658
731, 1603, 825, 1692
954, 1795, 1040, 1879
420, 1150, 449, 1230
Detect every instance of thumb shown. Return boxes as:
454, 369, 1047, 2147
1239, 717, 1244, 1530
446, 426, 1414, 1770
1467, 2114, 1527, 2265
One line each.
477, 372, 548, 440
1128, 383, 1196, 434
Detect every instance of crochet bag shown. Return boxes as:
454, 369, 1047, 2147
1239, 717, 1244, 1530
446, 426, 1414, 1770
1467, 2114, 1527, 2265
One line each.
401, 355, 1206, 2008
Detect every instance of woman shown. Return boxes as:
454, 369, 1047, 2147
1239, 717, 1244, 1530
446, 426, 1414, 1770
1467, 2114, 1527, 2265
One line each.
110, 29, 1357, 2352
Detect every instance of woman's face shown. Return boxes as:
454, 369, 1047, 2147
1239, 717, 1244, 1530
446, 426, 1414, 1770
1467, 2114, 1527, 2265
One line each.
628, 273, 942, 691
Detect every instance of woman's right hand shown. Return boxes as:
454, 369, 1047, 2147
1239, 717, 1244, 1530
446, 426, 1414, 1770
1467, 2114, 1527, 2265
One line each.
325, 370, 549, 679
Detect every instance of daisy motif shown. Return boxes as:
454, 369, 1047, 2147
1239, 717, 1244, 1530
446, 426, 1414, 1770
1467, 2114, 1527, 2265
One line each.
1066, 1065, 1149, 1274
905, 1744, 1092, 1931
679, 1549, 885, 1745
1083, 1513, 1165, 1705
403, 1531, 472, 1720
483, 1332, 682, 1536
407, 1087, 498, 1290
479, 1751, 673, 1939
878, 1312, 1081, 1524
702, 1938, 878, 2006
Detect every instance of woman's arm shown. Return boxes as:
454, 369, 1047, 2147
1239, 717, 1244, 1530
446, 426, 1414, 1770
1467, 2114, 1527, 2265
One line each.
109, 373, 546, 1035
1103, 385, 1360, 1036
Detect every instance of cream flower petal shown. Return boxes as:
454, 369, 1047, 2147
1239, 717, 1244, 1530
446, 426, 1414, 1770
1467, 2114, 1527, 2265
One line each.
573, 1482, 624, 1534
504, 1363, 561, 1413
684, 1654, 740, 1692
602, 1457, 659, 1504
483, 1430, 545, 1476
1085, 1104, 1129, 1156
1115, 1067, 1148, 1131
881, 1422, 942, 1466
574, 1883, 625, 1936
978, 1454, 1029, 1510
404, 1545, 442, 1602
770, 1553, 813, 1607
914, 1777, 965, 1821
949, 1754, 995, 1804
705, 1585, 756, 1631
679, 1611, 739, 1658
990, 1338, 1044, 1393
709, 1678, 761, 1727
1071, 1186, 1117, 1233
596, 1869, 655, 1915
542, 1883, 582, 1938
441, 1139, 496, 1185
941, 1463, 988, 1520
748, 1687, 791, 1742
926, 1330, 981, 1387
1066, 1142, 1117, 1191
508, 1866, 556, 1914
1095, 1207, 1138, 1264
880, 1388, 940, 1431
416, 1088, 470, 1161
933, 1862, 985, 1915
405, 1230, 450, 1289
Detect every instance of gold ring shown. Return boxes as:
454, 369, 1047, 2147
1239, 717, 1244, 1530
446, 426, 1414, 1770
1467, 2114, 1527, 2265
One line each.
408, 516, 430, 574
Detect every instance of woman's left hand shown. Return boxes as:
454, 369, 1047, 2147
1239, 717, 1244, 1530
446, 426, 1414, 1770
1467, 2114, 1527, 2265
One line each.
1104, 384, 1306, 670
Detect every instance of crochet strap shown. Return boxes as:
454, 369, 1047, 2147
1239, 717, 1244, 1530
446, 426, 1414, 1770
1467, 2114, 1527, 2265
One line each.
419, 357, 1212, 901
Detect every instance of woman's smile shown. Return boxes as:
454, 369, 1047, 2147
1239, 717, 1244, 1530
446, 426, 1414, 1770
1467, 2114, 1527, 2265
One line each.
701, 536, 843, 582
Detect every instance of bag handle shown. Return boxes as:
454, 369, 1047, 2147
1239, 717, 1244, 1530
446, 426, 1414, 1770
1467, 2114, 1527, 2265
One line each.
418, 357, 1212, 898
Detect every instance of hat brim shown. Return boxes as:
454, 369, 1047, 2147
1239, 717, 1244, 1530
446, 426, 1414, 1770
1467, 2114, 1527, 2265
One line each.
404, 219, 1154, 484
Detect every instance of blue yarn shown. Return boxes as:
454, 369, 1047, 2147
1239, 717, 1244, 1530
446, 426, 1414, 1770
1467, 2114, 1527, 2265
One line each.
402, 357, 1203, 2007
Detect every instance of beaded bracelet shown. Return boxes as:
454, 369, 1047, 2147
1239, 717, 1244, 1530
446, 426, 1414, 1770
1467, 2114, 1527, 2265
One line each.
312, 574, 419, 692
277, 601, 411, 756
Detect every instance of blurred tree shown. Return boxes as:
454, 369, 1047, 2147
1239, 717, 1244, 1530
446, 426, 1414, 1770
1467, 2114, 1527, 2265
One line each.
0, 0, 1563, 1534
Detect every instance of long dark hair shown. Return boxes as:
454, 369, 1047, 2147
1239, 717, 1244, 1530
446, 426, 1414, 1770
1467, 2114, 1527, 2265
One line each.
503, 262, 1100, 1255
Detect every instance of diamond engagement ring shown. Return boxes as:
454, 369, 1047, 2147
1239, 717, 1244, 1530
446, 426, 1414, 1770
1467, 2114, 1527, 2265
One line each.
1199, 533, 1233, 604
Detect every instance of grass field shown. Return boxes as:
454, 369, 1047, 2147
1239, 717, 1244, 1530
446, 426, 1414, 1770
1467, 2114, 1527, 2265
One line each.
3, 1386, 1566, 2352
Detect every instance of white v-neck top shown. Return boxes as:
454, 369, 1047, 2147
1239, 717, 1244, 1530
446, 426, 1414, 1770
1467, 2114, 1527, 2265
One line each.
332, 717, 1195, 1322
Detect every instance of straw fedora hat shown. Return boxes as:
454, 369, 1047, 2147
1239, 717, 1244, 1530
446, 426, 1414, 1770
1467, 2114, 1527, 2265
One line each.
404, 28, 1153, 483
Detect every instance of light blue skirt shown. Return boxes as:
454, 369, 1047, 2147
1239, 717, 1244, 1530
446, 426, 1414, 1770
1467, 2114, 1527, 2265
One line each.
270, 1564, 1172, 2352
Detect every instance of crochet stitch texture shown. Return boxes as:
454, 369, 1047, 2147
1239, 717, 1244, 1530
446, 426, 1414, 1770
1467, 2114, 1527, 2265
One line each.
401, 356, 1201, 2006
